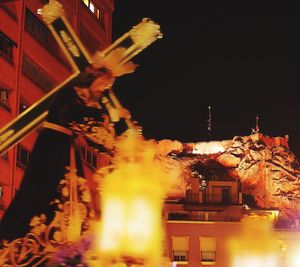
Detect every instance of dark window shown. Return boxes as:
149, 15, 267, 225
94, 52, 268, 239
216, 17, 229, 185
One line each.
0, 88, 11, 112
0, 2, 18, 20
22, 54, 54, 92
16, 145, 30, 169
222, 188, 230, 203
25, 8, 65, 64
211, 186, 232, 203
25, 8, 48, 45
0, 31, 15, 62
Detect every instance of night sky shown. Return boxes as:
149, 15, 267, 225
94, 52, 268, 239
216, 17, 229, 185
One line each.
111, 2, 300, 157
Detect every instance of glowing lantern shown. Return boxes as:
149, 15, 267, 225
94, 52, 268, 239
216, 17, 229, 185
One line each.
229, 215, 281, 267
96, 132, 172, 266
289, 252, 300, 267
285, 243, 300, 267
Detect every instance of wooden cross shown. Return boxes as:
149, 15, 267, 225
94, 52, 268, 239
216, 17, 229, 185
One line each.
0, 0, 162, 155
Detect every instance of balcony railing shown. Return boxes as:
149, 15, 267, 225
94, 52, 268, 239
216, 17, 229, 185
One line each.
201, 251, 216, 262
186, 193, 239, 204
168, 212, 240, 222
173, 250, 188, 262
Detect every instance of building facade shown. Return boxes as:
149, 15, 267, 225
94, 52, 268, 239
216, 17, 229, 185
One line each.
1, 2, 300, 267
164, 158, 300, 267
0, 0, 114, 217
164, 165, 244, 267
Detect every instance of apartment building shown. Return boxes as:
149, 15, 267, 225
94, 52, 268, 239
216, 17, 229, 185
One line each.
0, 0, 114, 217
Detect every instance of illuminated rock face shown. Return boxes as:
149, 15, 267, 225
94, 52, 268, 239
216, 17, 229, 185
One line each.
217, 135, 300, 219
159, 134, 300, 219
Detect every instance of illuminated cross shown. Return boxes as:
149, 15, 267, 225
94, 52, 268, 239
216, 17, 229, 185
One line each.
0, 0, 162, 155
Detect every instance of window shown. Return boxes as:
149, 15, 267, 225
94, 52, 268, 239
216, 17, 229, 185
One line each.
172, 236, 189, 262
25, 9, 61, 57
212, 186, 232, 203
16, 145, 30, 169
0, 88, 11, 112
22, 54, 54, 92
1, 3, 18, 20
0, 89, 8, 105
81, 0, 104, 23
0, 31, 16, 62
89, 2, 95, 13
25, 8, 48, 45
80, 144, 98, 169
0, 151, 8, 161
199, 237, 216, 263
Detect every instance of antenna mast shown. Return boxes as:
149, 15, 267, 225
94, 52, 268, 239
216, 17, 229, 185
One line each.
256, 115, 260, 133
208, 105, 212, 140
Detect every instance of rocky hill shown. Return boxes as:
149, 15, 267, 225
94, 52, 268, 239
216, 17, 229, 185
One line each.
157, 134, 300, 220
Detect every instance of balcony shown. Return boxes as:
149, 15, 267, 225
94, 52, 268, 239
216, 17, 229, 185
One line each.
168, 211, 241, 222
167, 192, 243, 222
172, 250, 188, 264
201, 251, 216, 265
185, 193, 239, 205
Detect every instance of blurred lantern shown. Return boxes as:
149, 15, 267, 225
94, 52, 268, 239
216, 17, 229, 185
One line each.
284, 241, 300, 267
96, 132, 173, 266
228, 214, 281, 267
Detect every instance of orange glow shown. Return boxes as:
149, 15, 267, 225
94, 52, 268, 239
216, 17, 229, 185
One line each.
232, 255, 278, 267
97, 130, 174, 265
285, 243, 300, 267
289, 252, 300, 267
228, 215, 281, 267
192, 141, 226, 154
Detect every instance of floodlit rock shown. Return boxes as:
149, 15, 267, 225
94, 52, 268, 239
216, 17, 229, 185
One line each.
157, 139, 183, 156
158, 134, 300, 219
217, 153, 241, 168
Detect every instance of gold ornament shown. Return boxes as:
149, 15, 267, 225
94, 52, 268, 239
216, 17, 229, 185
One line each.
37, 0, 64, 25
